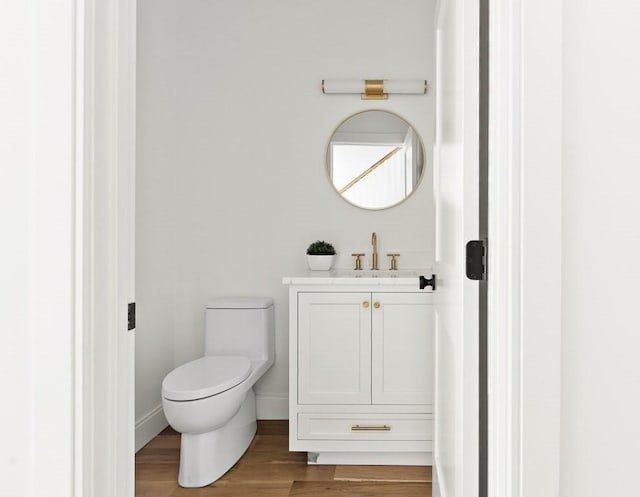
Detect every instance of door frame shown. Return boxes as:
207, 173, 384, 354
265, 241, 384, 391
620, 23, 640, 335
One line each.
77, 0, 136, 495
486, 0, 562, 496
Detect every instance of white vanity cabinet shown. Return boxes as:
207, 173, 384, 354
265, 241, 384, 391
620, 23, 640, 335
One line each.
284, 274, 434, 465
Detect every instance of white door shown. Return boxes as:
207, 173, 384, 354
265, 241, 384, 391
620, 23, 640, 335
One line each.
297, 293, 372, 404
433, 0, 480, 496
371, 293, 434, 406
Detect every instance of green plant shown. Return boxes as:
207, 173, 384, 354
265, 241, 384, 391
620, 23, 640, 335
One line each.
306, 240, 336, 256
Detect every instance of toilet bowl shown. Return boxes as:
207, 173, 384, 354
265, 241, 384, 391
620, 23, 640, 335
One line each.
161, 297, 274, 488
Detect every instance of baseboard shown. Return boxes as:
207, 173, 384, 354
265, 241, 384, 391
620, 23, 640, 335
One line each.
255, 393, 288, 419
433, 455, 445, 497
135, 404, 168, 452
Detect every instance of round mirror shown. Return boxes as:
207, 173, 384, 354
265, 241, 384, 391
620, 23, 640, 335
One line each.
326, 110, 425, 210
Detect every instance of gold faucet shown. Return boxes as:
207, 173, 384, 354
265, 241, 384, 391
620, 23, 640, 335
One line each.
371, 232, 378, 270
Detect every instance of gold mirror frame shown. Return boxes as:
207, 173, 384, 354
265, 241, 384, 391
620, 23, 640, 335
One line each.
325, 109, 426, 211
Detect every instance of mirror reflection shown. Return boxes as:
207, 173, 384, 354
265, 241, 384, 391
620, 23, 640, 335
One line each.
327, 110, 425, 210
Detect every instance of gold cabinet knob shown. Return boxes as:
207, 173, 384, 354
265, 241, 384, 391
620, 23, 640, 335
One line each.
374, 302, 380, 309
363, 301, 370, 308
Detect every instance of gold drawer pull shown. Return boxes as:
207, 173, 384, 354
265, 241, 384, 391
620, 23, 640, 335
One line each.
362, 301, 370, 308
351, 424, 391, 431
373, 302, 380, 309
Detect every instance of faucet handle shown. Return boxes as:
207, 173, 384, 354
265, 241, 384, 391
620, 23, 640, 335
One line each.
386, 253, 400, 270
351, 253, 365, 271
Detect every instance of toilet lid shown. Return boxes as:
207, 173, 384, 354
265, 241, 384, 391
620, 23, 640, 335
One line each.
162, 356, 251, 401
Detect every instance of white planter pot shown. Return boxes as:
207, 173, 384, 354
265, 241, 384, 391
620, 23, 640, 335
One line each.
307, 254, 335, 271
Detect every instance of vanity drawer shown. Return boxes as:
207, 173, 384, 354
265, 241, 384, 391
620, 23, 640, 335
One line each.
298, 413, 432, 441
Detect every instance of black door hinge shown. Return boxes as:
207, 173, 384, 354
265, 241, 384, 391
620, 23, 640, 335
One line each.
128, 302, 136, 331
466, 240, 487, 280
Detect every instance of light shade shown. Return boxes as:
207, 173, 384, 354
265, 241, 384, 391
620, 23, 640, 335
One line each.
322, 79, 428, 99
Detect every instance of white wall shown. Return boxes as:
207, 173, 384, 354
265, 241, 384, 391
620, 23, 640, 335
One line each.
173, 0, 436, 415
135, 0, 178, 448
0, 2, 76, 495
561, 1, 640, 495
136, 0, 436, 425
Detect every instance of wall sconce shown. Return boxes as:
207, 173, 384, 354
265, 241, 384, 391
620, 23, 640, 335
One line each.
321, 79, 428, 100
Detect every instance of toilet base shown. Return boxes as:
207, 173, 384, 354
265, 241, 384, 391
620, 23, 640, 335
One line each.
177, 388, 257, 488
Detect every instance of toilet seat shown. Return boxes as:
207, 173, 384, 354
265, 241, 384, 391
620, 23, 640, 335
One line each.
162, 355, 251, 401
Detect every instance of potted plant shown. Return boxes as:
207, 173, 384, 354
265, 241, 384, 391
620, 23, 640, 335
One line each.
306, 240, 336, 271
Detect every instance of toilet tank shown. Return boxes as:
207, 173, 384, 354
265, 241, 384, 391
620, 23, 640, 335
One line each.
204, 297, 274, 362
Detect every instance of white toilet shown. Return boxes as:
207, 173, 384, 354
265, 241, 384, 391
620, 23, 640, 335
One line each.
161, 297, 275, 488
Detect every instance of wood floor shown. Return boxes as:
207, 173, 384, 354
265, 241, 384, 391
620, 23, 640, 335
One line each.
136, 420, 432, 497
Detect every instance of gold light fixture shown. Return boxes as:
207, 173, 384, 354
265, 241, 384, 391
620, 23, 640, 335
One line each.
321, 79, 428, 100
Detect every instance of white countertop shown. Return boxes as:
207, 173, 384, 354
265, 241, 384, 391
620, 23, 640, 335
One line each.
282, 268, 431, 286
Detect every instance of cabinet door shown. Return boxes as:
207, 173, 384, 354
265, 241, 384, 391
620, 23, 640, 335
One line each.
371, 292, 434, 405
298, 292, 371, 404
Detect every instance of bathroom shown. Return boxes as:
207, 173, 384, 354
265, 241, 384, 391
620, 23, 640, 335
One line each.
8, 0, 640, 496
135, 0, 439, 494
